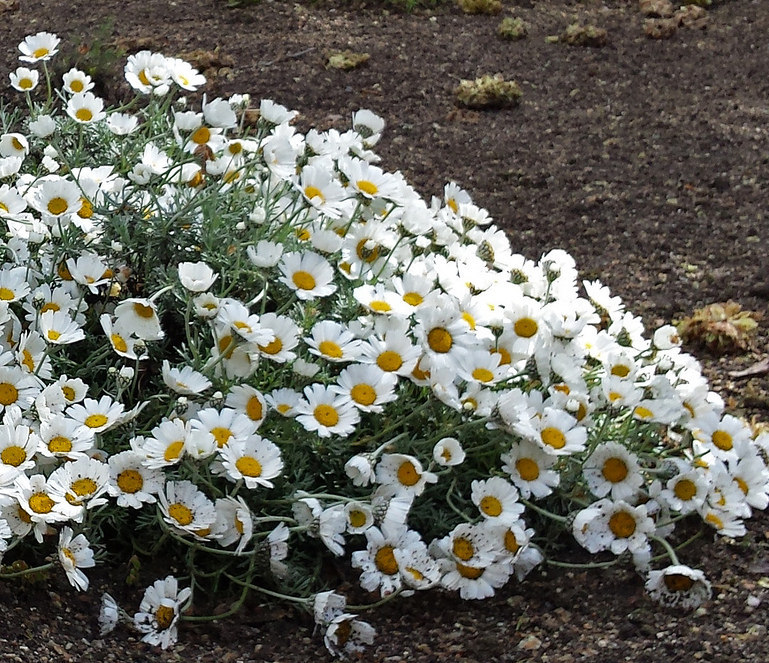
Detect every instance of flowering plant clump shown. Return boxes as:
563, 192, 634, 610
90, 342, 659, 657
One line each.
1, 31, 768, 654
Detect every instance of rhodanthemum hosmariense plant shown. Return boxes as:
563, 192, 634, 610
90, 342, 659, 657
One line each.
0, 31, 767, 655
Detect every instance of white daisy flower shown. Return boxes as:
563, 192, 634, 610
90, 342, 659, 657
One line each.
224, 384, 267, 426
500, 439, 561, 499
214, 435, 283, 489
37, 416, 94, 460
432, 437, 466, 467
107, 450, 165, 509
265, 387, 302, 417
295, 383, 361, 438
9, 67, 39, 92
13, 473, 80, 541
0, 420, 38, 485
470, 477, 525, 524
323, 614, 376, 658
162, 360, 212, 396
306, 320, 364, 364
213, 496, 253, 554
332, 363, 398, 413
133, 576, 191, 649
190, 407, 258, 449
375, 453, 438, 498
158, 480, 217, 535
18, 32, 60, 63
106, 112, 139, 135
113, 297, 164, 341
37, 310, 84, 345
645, 565, 712, 610
48, 456, 111, 514
58, 526, 95, 591
344, 502, 375, 534
278, 251, 337, 300
514, 406, 587, 457
66, 92, 106, 124
583, 441, 644, 501
68, 395, 125, 434
255, 312, 300, 363
572, 498, 655, 556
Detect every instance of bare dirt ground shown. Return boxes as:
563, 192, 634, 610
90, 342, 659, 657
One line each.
0, 0, 768, 661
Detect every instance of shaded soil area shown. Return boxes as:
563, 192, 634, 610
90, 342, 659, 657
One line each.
0, 0, 768, 660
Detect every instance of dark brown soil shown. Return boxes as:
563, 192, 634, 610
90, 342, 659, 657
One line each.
1, 0, 768, 661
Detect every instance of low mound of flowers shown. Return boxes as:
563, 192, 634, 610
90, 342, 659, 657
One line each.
1, 31, 767, 656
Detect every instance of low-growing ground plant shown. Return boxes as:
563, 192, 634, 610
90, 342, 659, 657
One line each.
498, 16, 528, 40
676, 301, 761, 354
456, 0, 502, 14
0, 31, 767, 657
454, 73, 522, 109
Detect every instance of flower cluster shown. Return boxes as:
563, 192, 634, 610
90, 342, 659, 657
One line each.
1, 32, 766, 654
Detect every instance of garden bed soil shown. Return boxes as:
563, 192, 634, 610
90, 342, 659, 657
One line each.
1, 0, 768, 661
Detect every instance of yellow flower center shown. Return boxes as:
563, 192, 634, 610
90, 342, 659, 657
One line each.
634, 405, 654, 420
258, 337, 283, 355
376, 351, 403, 372
456, 563, 484, 579
235, 456, 263, 478
67, 478, 98, 504
515, 457, 540, 481
47, 330, 62, 341
0, 383, 18, 406
374, 545, 398, 575
47, 197, 69, 215
0, 202, 8, 213
461, 311, 476, 330
0, 288, 14, 301
540, 427, 566, 449
479, 495, 503, 517
210, 427, 233, 448
70, 80, 84, 93
736, 477, 749, 495
403, 292, 423, 307
75, 108, 93, 122
427, 327, 453, 353
29, 492, 55, 514
711, 430, 733, 451
663, 573, 695, 592
33, 47, 49, 58
514, 317, 538, 338
133, 303, 155, 319
369, 300, 391, 313
504, 530, 520, 555
19, 78, 34, 90
11, 137, 24, 151
472, 367, 494, 383
313, 404, 339, 427
318, 340, 343, 359
111, 334, 128, 353
155, 605, 175, 630
168, 502, 194, 526
291, 270, 316, 291
705, 512, 724, 530
191, 126, 211, 145
0, 445, 26, 467
673, 478, 697, 501
397, 460, 420, 487
41, 302, 60, 314
350, 384, 377, 406
356, 239, 380, 263
348, 509, 367, 529
601, 457, 628, 483
117, 469, 144, 494
164, 440, 185, 462
304, 185, 324, 202
452, 536, 475, 561
608, 510, 636, 538
84, 413, 109, 429
356, 179, 378, 196
21, 350, 35, 372
611, 364, 631, 378
245, 396, 264, 421
48, 436, 73, 453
